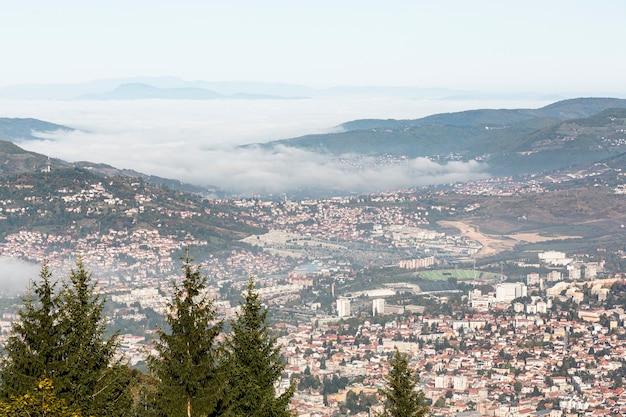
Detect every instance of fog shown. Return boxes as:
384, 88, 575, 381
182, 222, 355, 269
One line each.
0, 97, 551, 195
0, 257, 40, 297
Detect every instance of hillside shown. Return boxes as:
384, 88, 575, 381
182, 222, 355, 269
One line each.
409, 150, 626, 260
0, 140, 71, 175
260, 98, 626, 177
0, 117, 73, 141
0, 135, 212, 195
430, 183, 626, 259
0, 167, 264, 256
339, 97, 626, 130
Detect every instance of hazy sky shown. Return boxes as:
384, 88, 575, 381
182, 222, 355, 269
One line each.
2, 1, 625, 93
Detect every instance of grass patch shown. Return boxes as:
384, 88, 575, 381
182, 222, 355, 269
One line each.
419, 269, 502, 281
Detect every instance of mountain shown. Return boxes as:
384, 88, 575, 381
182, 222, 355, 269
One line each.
0, 118, 73, 141
72, 161, 210, 194
259, 98, 626, 177
81, 83, 308, 100
0, 164, 263, 255
0, 134, 213, 195
0, 77, 483, 100
339, 97, 626, 131
80, 83, 225, 100
0, 140, 71, 175
0, 78, 314, 100
0, 138, 262, 260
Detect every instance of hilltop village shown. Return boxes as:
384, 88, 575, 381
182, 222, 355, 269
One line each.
1, 173, 626, 416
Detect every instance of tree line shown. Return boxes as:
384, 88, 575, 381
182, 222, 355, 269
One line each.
0, 252, 428, 417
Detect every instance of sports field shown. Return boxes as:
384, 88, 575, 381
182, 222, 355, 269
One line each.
418, 269, 502, 281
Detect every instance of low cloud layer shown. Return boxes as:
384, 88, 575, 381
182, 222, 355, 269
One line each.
0, 257, 40, 297
1, 97, 543, 195
177, 145, 489, 194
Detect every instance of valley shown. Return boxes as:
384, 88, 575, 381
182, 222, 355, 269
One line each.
2, 98, 626, 416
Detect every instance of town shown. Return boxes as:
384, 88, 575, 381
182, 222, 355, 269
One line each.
0, 171, 626, 417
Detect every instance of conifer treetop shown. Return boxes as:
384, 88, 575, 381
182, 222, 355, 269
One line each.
149, 249, 224, 417
376, 349, 429, 417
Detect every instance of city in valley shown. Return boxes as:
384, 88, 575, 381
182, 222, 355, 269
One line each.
3, 2, 626, 415
0, 169, 625, 417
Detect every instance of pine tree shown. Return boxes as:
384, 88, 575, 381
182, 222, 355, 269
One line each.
0, 262, 62, 399
149, 251, 224, 417
224, 275, 294, 417
376, 350, 429, 417
0, 259, 132, 417
56, 258, 132, 417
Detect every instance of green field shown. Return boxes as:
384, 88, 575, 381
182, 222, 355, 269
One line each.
418, 269, 502, 281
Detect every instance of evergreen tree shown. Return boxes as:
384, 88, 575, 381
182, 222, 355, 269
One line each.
224, 275, 294, 417
0, 259, 132, 417
0, 262, 62, 398
376, 350, 429, 417
56, 258, 132, 417
149, 251, 224, 417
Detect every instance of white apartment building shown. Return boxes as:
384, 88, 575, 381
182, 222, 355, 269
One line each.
495, 282, 527, 303
337, 297, 351, 318
372, 298, 385, 316
538, 250, 572, 266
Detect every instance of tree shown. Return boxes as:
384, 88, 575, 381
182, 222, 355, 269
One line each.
0, 262, 62, 399
224, 275, 294, 417
0, 259, 131, 417
149, 251, 224, 417
0, 378, 82, 417
376, 350, 429, 417
56, 258, 132, 417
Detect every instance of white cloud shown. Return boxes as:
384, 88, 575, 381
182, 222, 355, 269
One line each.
3, 97, 543, 195
0, 257, 40, 296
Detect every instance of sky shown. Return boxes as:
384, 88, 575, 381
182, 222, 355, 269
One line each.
1, 1, 626, 94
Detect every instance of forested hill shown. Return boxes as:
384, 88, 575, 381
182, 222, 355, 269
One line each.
0, 167, 264, 252
0, 137, 209, 195
258, 98, 626, 177
0, 117, 73, 141
339, 97, 626, 130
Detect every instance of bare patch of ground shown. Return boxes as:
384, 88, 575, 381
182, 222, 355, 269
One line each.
438, 220, 582, 258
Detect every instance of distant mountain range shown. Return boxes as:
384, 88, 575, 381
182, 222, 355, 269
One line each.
79, 83, 308, 100
0, 78, 314, 100
0, 76, 532, 101
259, 97, 626, 177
